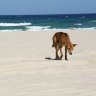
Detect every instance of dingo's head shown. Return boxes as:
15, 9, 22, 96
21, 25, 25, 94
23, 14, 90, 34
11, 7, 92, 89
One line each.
66, 43, 77, 55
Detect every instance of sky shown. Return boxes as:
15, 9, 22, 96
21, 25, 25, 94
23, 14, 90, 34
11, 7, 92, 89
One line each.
0, 0, 96, 15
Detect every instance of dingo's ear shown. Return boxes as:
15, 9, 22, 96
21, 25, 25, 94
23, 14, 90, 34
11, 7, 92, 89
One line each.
73, 44, 77, 47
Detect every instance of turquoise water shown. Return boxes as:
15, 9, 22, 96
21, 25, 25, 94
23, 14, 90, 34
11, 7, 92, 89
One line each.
0, 14, 96, 31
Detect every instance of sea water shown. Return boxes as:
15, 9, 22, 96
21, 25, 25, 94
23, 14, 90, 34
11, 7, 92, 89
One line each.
0, 13, 96, 31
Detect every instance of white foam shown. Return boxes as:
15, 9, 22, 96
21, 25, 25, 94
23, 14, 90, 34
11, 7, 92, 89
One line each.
0, 29, 22, 32
90, 20, 96, 23
26, 26, 51, 31
79, 16, 85, 18
74, 23, 82, 26
65, 16, 69, 18
0, 23, 31, 26
75, 27, 96, 30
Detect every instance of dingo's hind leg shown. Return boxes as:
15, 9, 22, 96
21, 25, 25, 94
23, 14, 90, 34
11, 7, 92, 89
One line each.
55, 45, 59, 60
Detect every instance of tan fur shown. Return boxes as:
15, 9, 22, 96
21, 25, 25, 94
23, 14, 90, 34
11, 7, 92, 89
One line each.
52, 32, 77, 60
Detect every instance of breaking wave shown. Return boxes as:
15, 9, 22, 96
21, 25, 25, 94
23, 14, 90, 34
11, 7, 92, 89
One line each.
74, 23, 82, 26
0, 23, 31, 26
90, 20, 96, 23
26, 26, 51, 31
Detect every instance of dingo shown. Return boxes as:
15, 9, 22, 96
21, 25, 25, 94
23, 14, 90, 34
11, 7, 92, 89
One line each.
52, 32, 77, 60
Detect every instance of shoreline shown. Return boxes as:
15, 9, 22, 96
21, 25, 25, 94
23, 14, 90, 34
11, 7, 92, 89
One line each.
0, 27, 96, 32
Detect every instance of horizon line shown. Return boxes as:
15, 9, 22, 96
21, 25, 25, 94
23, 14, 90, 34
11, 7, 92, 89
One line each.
0, 13, 96, 16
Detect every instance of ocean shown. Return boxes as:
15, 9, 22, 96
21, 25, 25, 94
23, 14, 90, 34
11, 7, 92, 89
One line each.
0, 13, 96, 31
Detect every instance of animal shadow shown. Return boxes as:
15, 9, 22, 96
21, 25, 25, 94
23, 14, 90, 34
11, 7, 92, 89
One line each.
45, 57, 62, 60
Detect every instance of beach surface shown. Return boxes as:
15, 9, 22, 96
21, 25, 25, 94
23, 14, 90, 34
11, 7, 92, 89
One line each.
0, 29, 96, 96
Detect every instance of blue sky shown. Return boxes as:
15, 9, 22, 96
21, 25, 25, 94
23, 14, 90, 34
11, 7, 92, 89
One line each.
0, 0, 96, 15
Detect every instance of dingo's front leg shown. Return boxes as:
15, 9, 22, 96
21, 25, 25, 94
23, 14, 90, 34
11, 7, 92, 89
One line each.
65, 46, 68, 60
60, 47, 63, 60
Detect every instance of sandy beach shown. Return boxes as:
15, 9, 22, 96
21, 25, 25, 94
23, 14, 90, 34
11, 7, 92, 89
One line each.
0, 29, 96, 96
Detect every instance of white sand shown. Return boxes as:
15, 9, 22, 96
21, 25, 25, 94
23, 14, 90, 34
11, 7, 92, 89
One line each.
0, 29, 96, 96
